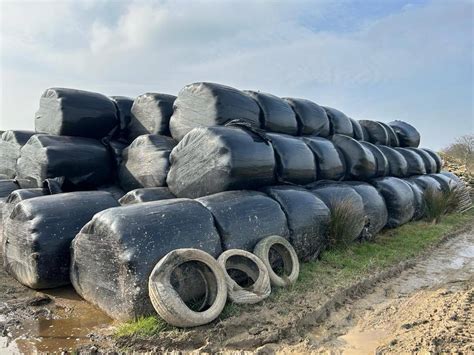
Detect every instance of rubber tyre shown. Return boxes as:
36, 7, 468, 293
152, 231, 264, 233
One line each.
148, 248, 227, 327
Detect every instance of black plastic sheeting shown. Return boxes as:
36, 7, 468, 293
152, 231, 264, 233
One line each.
429, 173, 455, 193
408, 148, 437, 174
344, 182, 388, 238
110, 96, 134, 135
245, 91, 298, 135
128, 93, 176, 139
404, 180, 425, 220
370, 177, 415, 228
102, 138, 128, 168
395, 148, 426, 176
303, 137, 346, 181
376, 146, 408, 178
3, 191, 118, 289
360, 142, 389, 177
118, 134, 176, 192
262, 186, 330, 261
408, 175, 442, 192
421, 148, 442, 173
349, 118, 366, 141
0, 180, 20, 198
35, 88, 118, 139
0, 131, 36, 178
119, 187, 175, 205
309, 182, 366, 241
70, 199, 222, 320
197, 191, 289, 252
358, 120, 389, 145
388, 121, 420, 148
169, 82, 260, 141
167, 126, 275, 198
378, 122, 400, 147
323, 107, 353, 136
16, 135, 113, 189
283, 98, 330, 136
96, 185, 126, 201
331, 135, 376, 180
267, 133, 316, 185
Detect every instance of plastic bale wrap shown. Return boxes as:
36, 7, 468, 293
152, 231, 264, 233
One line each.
97, 185, 126, 201
110, 96, 134, 137
323, 107, 353, 136
360, 142, 389, 177
167, 126, 275, 198
267, 133, 316, 185
395, 148, 426, 176
0, 130, 36, 178
119, 187, 175, 205
439, 172, 472, 212
408, 148, 437, 174
70, 199, 222, 321
429, 173, 455, 193
283, 98, 330, 136
303, 137, 346, 181
421, 148, 442, 173
197, 191, 289, 252
16, 135, 113, 189
128, 93, 176, 139
377, 145, 408, 178
262, 186, 330, 261
331, 134, 376, 180
35, 88, 118, 139
3, 191, 118, 289
378, 122, 400, 147
0, 180, 21, 241
408, 175, 443, 192
349, 118, 366, 141
404, 180, 425, 220
370, 177, 415, 228
118, 134, 176, 192
169, 82, 260, 141
245, 91, 298, 135
388, 120, 420, 147
308, 182, 366, 240
102, 138, 128, 168
359, 120, 389, 145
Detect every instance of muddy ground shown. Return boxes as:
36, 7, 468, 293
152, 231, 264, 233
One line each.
0, 224, 473, 353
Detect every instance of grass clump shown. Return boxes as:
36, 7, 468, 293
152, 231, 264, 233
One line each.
327, 199, 365, 248
115, 316, 169, 338
424, 186, 463, 223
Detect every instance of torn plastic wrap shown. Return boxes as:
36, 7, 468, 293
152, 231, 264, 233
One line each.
70, 199, 222, 321
404, 180, 425, 220
421, 148, 442, 173
197, 191, 289, 252
360, 142, 389, 177
378, 122, 399, 147
167, 126, 275, 198
283, 98, 330, 136
394, 148, 426, 176
358, 120, 389, 145
245, 91, 298, 135
169, 82, 260, 141
3, 191, 119, 289
331, 134, 376, 180
370, 177, 415, 228
408, 148, 437, 174
377, 145, 408, 178
128, 93, 176, 139
118, 187, 175, 205
110, 96, 134, 137
323, 107, 353, 136
262, 186, 330, 261
34, 88, 118, 139
349, 118, 366, 141
267, 133, 316, 185
0, 130, 36, 178
303, 137, 346, 181
388, 121, 420, 148
16, 135, 113, 189
118, 134, 176, 192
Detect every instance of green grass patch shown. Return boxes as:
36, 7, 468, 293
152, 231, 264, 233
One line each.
115, 316, 169, 338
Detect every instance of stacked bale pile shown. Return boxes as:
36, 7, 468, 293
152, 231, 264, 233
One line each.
1, 82, 470, 322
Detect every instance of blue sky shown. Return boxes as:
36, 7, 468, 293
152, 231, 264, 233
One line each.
0, 0, 472, 149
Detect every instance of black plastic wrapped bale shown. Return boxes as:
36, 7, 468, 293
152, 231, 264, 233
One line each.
439, 172, 472, 212
167, 126, 275, 198
102, 138, 128, 168
0, 180, 19, 198
429, 173, 456, 193
128, 93, 176, 139
16, 135, 113, 189
377, 146, 408, 178
3, 191, 118, 289
349, 118, 366, 141
303, 137, 346, 181
378, 122, 400, 147
395, 148, 426, 176
197, 191, 289, 252
359, 120, 389, 145
267, 133, 316, 185
35, 88, 118, 139
323, 107, 353, 136
388, 121, 420, 148
360, 142, 389, 177
0, 130, 36, 178
262, 186, 330, 261
283, 98, 330, 136
119, 187, 175, 205
421, 148, 442, 173
408, 175, 443, 192
370, 177, 415, 228
407, 148, 437, 174
309, 182, 366, 241
110, 96, 134, 135
70, 199, 222, 320
245, 91, 298, 135
344, 182, 388, 238
169, 82, 260, 141
404, 180, 425, 220
97, 185, 126, 201
331, 135, 376, 180
118, 134, 176, 192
